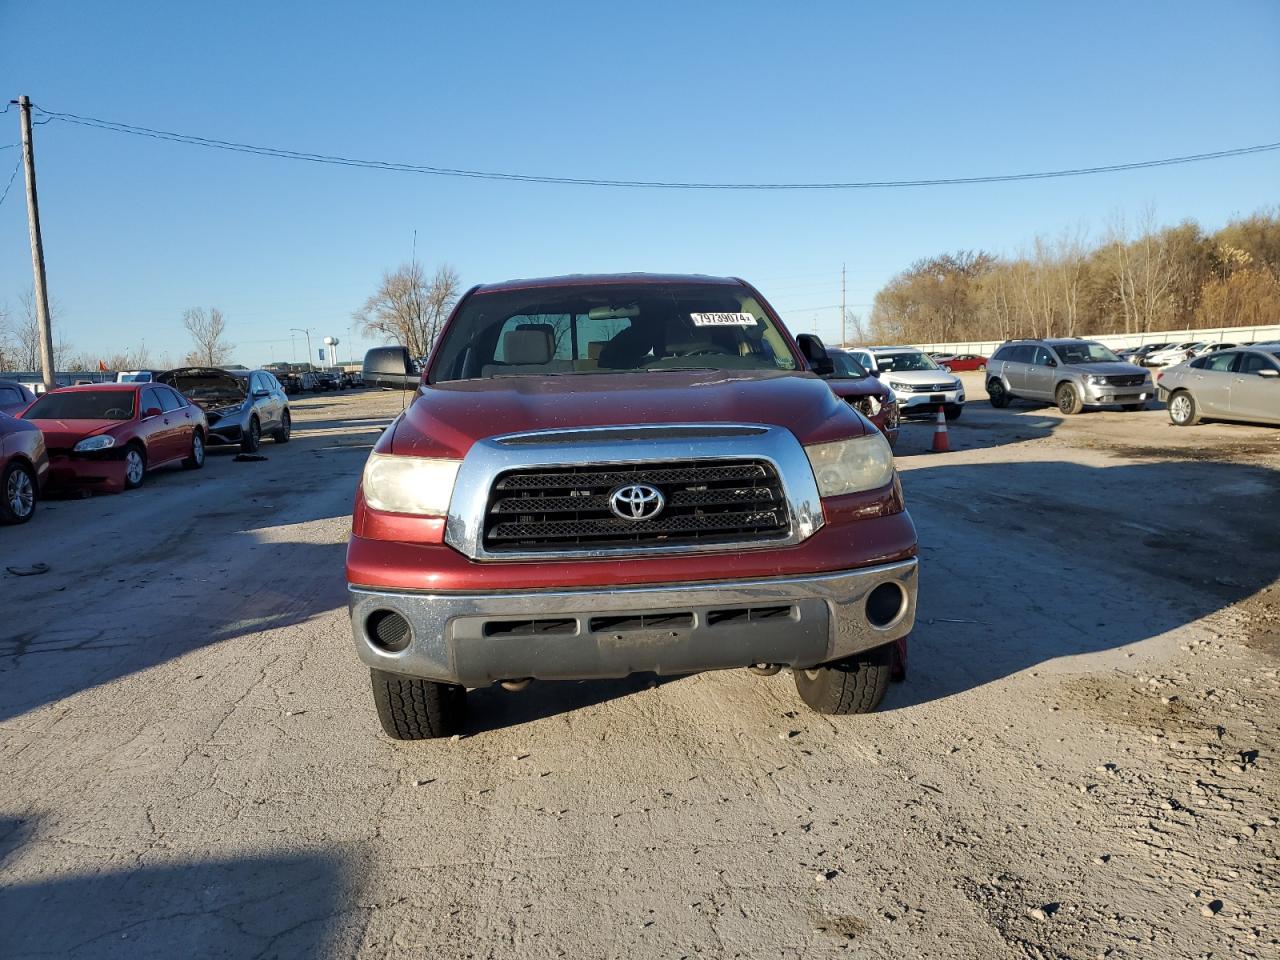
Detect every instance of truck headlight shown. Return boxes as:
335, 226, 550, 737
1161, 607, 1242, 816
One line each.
362, 453, 460, 515
805, 432, 895, 497
73, 435, 116, 452
1086, 374, 1106, 385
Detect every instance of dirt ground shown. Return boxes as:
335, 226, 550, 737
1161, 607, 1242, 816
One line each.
1, 374, 1276, 959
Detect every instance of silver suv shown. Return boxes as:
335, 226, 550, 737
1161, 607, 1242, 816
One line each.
986, 339, 1154, 415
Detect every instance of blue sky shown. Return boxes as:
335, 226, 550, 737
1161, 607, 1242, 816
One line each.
1, 0, 1277, 366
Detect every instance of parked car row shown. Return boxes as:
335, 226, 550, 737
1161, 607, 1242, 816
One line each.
0, 365, 297, 525
974, 336, 1279, 426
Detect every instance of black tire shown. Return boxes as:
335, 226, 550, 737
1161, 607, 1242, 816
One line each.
1056, 382, 1084, 415
1168, 390, 1200, 426
0, 460, 37, 525
370, 669, 467, 740
793, 643, 894, 715
272, 410, 292, 444
240, 416, 261, 453
1121, 402, 1146, 412
123, 443, 147, 489
182, 429, 205, 470
987, 379, 1011, 408
944, 406, 963, 422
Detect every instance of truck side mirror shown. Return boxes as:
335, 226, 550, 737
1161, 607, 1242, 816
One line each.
796, 334, 834, 376
363, 346, 418, 390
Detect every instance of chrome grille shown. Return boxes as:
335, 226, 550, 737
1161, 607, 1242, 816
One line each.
482, 459, 789, 552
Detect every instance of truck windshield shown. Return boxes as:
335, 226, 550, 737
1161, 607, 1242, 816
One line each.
430, 282, 800, 381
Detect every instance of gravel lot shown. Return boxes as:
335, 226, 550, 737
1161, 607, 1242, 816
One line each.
2, 376, 1277, 959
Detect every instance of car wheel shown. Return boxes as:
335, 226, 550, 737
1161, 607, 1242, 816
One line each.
240, 416, 261, 453
944, 405, 962, 422
182, 430, 205, 470
370, 669, 466, 739
272, 410, 291, 444
1, 461, 37, 524
793, 643, 893, 715
1168, 390, 1200, 426
1056, 383, 1084, 415
978, 363, 986, 372
123, 444, 147, 489
987, 379, 1011, 408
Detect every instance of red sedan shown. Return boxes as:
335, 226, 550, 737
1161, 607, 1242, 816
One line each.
935, 353, 988, 372
19, 383, 208, 494
0, 411, 49, 523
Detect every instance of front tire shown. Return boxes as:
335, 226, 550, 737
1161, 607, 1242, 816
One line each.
1056, 382, 1084, 415
370, 669, 467, 739
1, 461, 37, 524
793, 643, 893, 715
123, 444, 147, 489
240, 416, 261, 453
1168, 390, 1200, 426
272, 410, 291, 444
182, 430, 205, 470
944, 405, 963, 421
988, 379, 1011, 408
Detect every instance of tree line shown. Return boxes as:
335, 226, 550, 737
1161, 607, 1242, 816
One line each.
864, 207, 1280, 345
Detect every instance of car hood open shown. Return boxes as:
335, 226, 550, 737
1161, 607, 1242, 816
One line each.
390, 370, 866, 459
157, 367, 246, 409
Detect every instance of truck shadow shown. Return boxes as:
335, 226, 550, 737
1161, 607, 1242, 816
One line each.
884, 456, 1280, 710
464, 674, 683, 734
0, 816, 350, 959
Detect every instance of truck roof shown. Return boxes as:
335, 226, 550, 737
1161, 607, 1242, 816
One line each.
473, 272, 744, 294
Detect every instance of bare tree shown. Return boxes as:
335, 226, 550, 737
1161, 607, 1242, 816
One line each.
354, 262, 460, 359
0, 304, 14, 372
183, 307, 234, 366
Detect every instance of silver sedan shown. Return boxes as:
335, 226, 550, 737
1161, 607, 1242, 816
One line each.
1157, 345, 1280, 426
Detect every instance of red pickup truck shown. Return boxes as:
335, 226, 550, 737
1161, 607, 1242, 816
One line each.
347, 274, 919, 739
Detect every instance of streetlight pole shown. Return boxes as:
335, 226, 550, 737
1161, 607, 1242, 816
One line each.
290, 328, 313, 370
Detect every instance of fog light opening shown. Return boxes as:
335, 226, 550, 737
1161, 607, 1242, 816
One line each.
866, 582, 907, 630
366, 609, 412, 653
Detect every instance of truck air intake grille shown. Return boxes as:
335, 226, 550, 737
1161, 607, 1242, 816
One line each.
482, 459, 789, 553
1104, 375, 1145, 387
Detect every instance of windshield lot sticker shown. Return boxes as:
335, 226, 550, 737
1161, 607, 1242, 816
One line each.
690, 312, 757, 327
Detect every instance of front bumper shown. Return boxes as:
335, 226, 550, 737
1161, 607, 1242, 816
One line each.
349, 558, 918, 687
894, 389, 964, 416
206, 419, 244, 444
1082, 383, 1152, 405
46, 455, 127, 494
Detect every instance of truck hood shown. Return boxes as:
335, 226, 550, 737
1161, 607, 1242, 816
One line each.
392, 370, 865, 459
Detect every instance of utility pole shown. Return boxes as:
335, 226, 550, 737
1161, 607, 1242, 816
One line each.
15, 95, 56, 389
840, 262, 847, 347
291, 328, 313, 370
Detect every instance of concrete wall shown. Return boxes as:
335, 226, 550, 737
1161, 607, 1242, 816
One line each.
902, 322, 1280, 356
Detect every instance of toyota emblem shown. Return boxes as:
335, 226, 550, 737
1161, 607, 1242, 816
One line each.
609, 483, 665, 522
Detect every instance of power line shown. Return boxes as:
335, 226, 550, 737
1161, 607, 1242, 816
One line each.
30, 103, 1280, 191
0, 157, 19, 209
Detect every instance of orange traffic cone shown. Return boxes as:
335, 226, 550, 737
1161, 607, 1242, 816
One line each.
930, 405, 950, 453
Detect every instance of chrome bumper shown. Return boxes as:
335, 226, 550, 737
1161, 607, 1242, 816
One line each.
348, 559, 918, 687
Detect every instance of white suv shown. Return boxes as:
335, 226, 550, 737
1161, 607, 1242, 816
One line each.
846, 347, 965, 420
